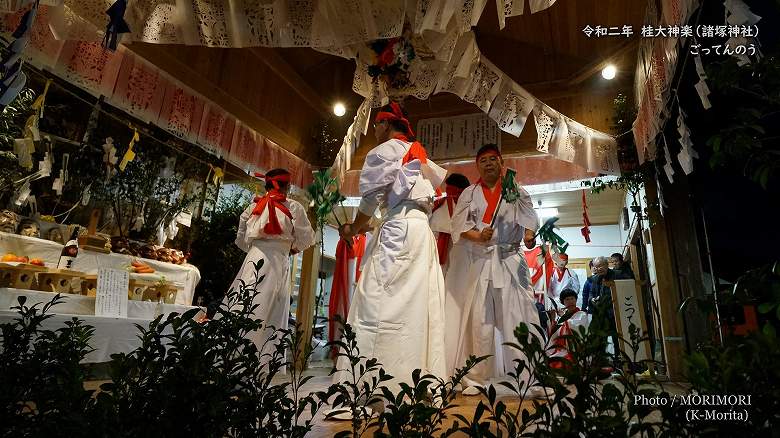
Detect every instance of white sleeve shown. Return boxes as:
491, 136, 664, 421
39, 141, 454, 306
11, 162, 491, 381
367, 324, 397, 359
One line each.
291, 202, 316, 252
358, 141, 404, 215
514, 185, 539, 231
450, 186, 478, 244
234, 203, 254, 252
570, 271, 581, 293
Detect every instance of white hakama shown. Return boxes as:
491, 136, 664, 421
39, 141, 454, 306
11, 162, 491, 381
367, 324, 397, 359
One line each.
333, 138, 447, 392
445, 180, 540, 387
229, 198, 315, 362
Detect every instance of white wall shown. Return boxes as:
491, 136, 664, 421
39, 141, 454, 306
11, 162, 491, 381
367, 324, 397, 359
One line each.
556, 224, 623, 261
322, 225, 340, 257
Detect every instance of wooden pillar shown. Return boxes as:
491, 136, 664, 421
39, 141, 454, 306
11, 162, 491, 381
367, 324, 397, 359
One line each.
294, 211, 321, 372
644, 177, 685, 380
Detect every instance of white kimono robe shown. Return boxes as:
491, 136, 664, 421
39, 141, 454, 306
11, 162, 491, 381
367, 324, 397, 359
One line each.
547, 268, 580, 310
333, 138, 447, 392
429, 202, 468, 277
446, 180, 540, 387
229, 197, 315, 362
548, 309, 590, 365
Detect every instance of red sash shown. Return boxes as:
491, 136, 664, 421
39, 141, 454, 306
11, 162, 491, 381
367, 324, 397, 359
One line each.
478, 179, 501, 224
251, 191, 292, 235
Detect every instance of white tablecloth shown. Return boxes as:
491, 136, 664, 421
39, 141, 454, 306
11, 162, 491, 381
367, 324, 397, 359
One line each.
0, 288, 200, 319
0, 309, 154, 363
0, 232, 201, 305
0, 289, 204, 363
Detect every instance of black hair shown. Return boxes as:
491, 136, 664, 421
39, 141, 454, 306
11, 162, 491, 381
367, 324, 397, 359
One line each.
378, 102, 413, 138
265, 168, 291, 191
559, 288, 578, 304
445, 173, 470, 189
611, 253, 624, 261
476, 143, 501, 159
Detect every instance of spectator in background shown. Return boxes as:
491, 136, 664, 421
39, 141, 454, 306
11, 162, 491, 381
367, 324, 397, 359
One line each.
587, 256, 620, 368
610, 252, 635, 279
581, 260, 595, 313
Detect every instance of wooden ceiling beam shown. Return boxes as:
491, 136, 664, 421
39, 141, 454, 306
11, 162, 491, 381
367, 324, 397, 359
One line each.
248, 47, 333, 119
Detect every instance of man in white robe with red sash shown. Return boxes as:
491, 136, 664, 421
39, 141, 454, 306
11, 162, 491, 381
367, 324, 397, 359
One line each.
447, 144, 550, 398
334, 102, 447, 397
429, 173, 470, 276
547, 253, 580, 312
228, 169, 316, 364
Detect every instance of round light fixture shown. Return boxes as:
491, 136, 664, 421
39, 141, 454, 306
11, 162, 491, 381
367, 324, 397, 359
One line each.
333, 102, 346, 117
601, 64, 617, 80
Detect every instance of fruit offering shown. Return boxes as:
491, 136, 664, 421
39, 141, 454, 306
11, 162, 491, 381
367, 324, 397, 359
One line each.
130, 260, 155, 274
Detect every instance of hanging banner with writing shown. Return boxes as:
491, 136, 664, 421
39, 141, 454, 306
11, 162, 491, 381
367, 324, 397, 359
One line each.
417, 113, 501, 161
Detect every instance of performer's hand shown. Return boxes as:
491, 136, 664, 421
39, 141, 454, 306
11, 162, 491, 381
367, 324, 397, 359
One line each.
339, 223, 355, 240
480, 227, 494, 242
524, 229, 536, 249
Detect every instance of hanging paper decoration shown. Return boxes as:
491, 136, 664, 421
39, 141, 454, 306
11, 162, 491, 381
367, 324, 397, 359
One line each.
118, 129, 139, 171
102, 0, 130, 51
37, 150, 51, 177
661, 134, 675, 184
13, 180, 31, 207
13, 137, 34, 169
51, 152, 69, 195
676, 106, 697, 175
533, 105, 557, 153
488, 81, 534, 137
417, 113, 501, 160
580, 189, 591, 243
0, 0, 37, 108
693, 56, 712, 110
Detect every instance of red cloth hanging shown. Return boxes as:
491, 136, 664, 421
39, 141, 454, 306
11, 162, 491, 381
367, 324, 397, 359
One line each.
581, 189, 592, 243
432, 185, 465, 265
328, 234, 367, 354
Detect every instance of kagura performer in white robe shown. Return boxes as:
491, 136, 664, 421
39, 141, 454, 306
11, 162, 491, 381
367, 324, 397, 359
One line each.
548, 288, 590, 369
229, 169, 315, 363
334, 102, 447, 394
446, 144, 549, 397
429, 173, 470, 276
547, 253, 580, 311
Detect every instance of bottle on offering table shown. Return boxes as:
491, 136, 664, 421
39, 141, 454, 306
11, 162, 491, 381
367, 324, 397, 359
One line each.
57, 227, 80, 270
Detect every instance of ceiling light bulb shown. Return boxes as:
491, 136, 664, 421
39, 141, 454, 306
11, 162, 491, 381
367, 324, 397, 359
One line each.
333, 102, 346, 117
601, 64, 617, 80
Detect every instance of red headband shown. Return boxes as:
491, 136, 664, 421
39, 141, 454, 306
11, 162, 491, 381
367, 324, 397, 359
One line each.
375, 102, 414, 137
476, 148, 501, 162
254, 172, 291, 191
254, 172, 291, 183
